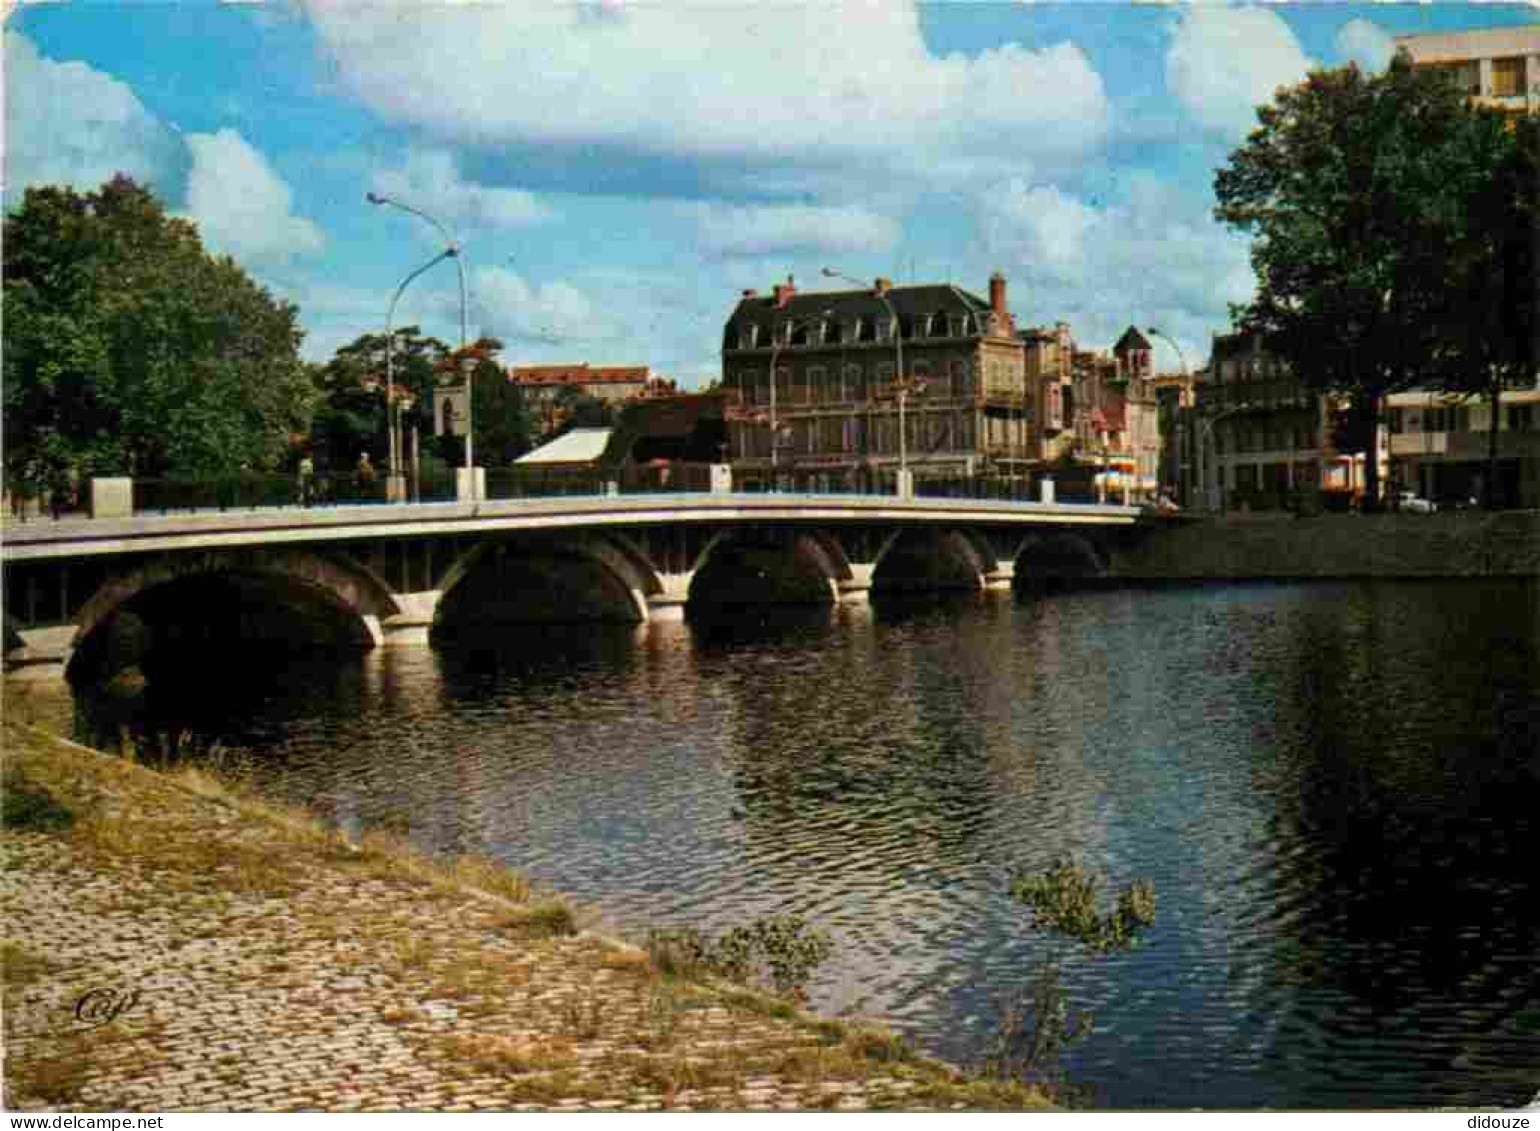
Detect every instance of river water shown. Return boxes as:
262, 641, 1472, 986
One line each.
83, 579, 1540, 1108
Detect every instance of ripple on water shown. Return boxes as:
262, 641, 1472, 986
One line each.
120, 580, 1540, 1110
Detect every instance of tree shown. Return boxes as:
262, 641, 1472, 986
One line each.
1214, 56, 1514, 509
1443, 113, 1539, 507
432, 337, 537, 466
310, 326, 448, 470
551, 384, 616, 434
3, 176, 314, 492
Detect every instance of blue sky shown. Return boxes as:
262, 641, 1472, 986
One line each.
7, 1, 1538, 383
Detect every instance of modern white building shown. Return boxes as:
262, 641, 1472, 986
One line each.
1395, 24, 1540, 126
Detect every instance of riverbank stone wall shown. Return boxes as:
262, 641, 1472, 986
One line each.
1111, 510, 1540, 580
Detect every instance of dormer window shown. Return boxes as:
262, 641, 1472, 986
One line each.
791, 321, 810, 346
876, 316, 892, 343
821, 320, 839, 345
857, 316, 876, 342
950, 315, 967, 337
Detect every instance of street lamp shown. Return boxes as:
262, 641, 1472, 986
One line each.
366, 192, 474, 493
822, 268, 913, 484
1148, 327, 1189, 504
380, 247, 456, 501
765, 308, 832, 485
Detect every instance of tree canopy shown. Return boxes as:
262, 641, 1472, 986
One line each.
1213, 54, 1533, 507
309, 326, 448, 470
3, 176, 314, 488
433, 337, 538, 467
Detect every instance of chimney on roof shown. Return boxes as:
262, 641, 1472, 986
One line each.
874, 277, 892, 294
990, 272, 1008, 318
772, 275, 797, 308
742, 289, 758, 298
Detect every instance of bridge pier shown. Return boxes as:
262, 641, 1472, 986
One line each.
5, 626, 74, 683
984, 561, 1016, 590
379, 591, 441, 646
646, 573, 694, 623
836, 564, 876, 605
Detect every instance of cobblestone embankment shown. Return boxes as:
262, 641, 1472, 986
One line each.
1, 715, 1045, 1113
1114, 510, 1540, 580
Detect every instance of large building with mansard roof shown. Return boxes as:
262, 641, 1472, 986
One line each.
719, 273, 1034, 488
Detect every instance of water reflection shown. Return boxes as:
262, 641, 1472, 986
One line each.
70, 579, 1540, 1108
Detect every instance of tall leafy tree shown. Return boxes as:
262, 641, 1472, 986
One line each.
310, 326, 448, 470
3, 176, 314, 491
433, 337, 537, 466
1214, 55, 1513, 508
1444, 113, 1539, 506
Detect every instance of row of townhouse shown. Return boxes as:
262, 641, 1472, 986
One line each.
1183, 331, 1540, 512
717, 273, 1162, 500
1173, 25, 1540, 512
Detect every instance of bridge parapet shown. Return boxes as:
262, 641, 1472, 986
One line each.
4, 493, 1155, 686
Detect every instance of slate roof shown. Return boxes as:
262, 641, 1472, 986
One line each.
511, 365, 650, 387
723, 284, 994, 352
1113, 326, 1152, 355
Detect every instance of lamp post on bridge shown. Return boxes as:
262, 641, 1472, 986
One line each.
825, 268, 922, 495
764, 307, 832, 489
366, 192, 476, 499
1147, 327, 1189, 506
379, 247, 455, 501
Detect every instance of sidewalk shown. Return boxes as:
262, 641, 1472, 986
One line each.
1, 717, 1045, 1113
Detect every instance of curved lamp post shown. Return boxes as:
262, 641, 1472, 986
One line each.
765, 307, 833, 484
380, 248, 455, 500
1147, 327, 1189, 505
823, 268, 922, 489
366, 192, 473, 495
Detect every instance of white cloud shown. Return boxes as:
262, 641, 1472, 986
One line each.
2, 30, 186, 200
471, 265, 619, 346
1335, 19, 1395, 74
1165, 6, 1313, 138
181, 128, 324, 265
303, 1, 1109, 184
369, 149, 552, 237
694, 203, 900, 258
974, 171, 1253, 363
975, 181, 1099, 278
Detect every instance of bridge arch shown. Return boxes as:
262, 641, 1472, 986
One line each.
870, 527, 991, 594
433, 534, 655, 637
1014, 531, 1108, 587
686, 529, 842, 615
66, 549, 400, 685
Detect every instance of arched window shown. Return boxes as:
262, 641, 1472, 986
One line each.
441, 398, 456, 437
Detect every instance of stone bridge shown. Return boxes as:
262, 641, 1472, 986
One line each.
2, 493, 1163, 684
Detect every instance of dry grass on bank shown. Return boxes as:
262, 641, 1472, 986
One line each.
1, 706, 1053, 1112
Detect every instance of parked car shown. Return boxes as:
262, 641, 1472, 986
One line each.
1398, 491, 1437, 514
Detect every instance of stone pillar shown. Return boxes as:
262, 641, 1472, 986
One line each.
4, 625, 77, 684
379, 591, 441, 646
90, 477, 133, 519
836, 563, 877, 605
647, 572, 694, 622
896, 468, 915, 499
1040, 477, 1055, 504
710, 464, 733, 494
